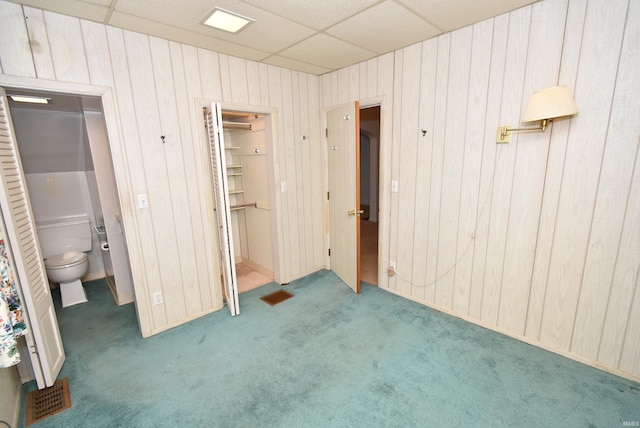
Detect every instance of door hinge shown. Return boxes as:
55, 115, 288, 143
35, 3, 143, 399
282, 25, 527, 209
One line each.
327, 191, 330, 200
325, 128, 328, 138
328, 248, 331, 257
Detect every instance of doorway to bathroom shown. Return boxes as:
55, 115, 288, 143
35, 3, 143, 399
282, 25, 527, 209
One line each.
4, 88, 134, 306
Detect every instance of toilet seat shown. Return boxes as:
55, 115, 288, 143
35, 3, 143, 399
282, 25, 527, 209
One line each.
45, 251, 87, 270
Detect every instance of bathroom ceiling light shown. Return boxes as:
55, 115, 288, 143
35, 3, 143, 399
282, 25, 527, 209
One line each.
9, 95, 51, 104
203, 7, 254, 33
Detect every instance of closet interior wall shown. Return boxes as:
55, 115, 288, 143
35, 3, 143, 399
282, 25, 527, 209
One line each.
223, 111, 274, 278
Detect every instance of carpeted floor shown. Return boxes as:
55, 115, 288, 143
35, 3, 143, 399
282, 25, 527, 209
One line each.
19, 270, 640, 427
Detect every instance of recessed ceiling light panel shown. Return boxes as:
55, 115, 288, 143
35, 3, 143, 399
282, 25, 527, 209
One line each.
203, 7, 254, 34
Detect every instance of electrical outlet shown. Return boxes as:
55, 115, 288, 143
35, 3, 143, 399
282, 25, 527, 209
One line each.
152, 291, 163, 305
281, 181, 287, 192
391, 180, 398, 193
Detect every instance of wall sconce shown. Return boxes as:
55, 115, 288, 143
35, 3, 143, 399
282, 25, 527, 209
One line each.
497, 85, 578, 143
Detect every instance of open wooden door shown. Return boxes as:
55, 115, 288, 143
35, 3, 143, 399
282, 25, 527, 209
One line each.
327, 102, 361, 293
0, 88, 65, 388
204, 103, 239, 316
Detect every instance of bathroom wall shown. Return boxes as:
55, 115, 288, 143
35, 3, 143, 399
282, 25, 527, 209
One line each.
10, 107, 106, 280
84, 109, 134, 304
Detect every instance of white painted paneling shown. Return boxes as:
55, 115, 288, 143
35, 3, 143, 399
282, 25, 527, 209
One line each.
0, 2, 36, 77
321, 0, 640, 380
0, 6, 323, 337
23, 7, 55, 80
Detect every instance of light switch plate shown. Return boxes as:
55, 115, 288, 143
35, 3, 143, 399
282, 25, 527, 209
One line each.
137, 193, 149, 208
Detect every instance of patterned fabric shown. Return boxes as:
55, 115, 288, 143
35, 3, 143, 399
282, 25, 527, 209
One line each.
0, 236, 26, 368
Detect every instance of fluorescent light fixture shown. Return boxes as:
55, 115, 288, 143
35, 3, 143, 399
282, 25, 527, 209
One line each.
203, 7, 254, 33
9, 95, 51, 104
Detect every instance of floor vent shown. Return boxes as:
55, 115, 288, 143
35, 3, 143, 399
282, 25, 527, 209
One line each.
260, 289, 294, 306
26, 378, 72, 425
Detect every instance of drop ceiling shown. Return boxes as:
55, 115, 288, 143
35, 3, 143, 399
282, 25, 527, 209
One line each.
6, 0, 539, 75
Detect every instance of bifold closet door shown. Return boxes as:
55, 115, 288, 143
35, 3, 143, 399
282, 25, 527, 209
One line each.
204, 103, 239, 316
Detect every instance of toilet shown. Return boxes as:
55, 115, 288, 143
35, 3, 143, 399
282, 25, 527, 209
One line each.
36, 215, 92, 307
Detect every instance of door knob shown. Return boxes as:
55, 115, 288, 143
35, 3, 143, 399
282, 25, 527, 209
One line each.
348, 209, 365, 216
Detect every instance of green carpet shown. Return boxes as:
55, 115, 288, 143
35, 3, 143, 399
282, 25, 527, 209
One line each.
20, 270, 640, 427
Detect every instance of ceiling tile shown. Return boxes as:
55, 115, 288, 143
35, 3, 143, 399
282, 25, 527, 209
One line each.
279, 33, 377, 70
262, 56, 332, 75
326, 0, 441, 54
241, 0, 381, 30
396, 0, 537, 31
115, 0, 315, 54
109, 11, 271, 62
6, 0, 111, 22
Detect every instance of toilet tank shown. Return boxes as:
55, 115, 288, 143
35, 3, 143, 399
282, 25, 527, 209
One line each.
36, 215, 92, 259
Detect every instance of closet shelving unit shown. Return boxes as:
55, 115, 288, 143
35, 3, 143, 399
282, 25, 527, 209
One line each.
223, 120, 256, 212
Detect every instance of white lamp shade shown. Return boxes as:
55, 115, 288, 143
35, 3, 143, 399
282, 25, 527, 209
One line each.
522, 86, 578, 123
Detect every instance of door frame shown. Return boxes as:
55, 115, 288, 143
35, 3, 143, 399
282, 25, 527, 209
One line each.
0, 75, 151, 333
323, 96, 389, 288
196, 99, 283, 287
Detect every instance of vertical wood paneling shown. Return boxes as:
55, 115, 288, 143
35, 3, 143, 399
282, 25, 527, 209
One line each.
387, 49, 403, 292
435, 27, 472, 310
468, 13, 508, 320
396, 44, 421, 297
526, 0, 586, 341
123, 30, 177, 327
613, 0, 640, 376
104, 26, 154, 333
481, 7, 530, 325
227, 56, 249, 104
281, 68, 302, 278
245, 60, 262, 106
539, 0, 628, 350
298, 73, 313, 272
308, 76, 324, 269
498, 0, 566, 334
290, 72, 307, 272
423, 34, 449, 304
43, 12, 90, 83
0, 2, 36, 77
412, 38, 437, 302
176, 42, 222, 314
198, 48, 222, 101
572, 0, 639, 360
23, 7, 55, 80
149, 36, 192, 321
266, 65, 290, 281
452, 20, 492, 316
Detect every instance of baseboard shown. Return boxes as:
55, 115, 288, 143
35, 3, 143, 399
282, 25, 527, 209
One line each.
383, 286, 640, 384
237, 257, 273, 278
105, 276, 135, 305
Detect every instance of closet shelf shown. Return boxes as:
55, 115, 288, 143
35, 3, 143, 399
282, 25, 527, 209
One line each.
222, 121, 251, 130
225, 146, 241, 150
227, 164, 242, 169
229, 190, 244, 195
228, 173, 243, 177
230, 202, 256, 211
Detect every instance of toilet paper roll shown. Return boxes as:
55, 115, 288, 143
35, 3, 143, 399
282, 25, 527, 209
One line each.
100, 240, 109, 252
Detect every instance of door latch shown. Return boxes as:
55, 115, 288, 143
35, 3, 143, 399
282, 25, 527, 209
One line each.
347, 209, 365, 216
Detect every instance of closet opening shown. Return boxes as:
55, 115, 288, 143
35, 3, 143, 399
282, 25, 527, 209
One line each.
221, 109, 277, 294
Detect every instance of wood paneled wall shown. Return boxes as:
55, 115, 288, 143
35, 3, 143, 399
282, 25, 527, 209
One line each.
321, 0, 640, 380
0, 3, 324, 337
